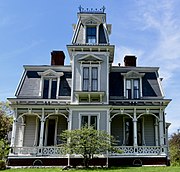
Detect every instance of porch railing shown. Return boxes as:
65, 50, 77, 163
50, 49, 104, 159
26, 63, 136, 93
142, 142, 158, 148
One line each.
10, 146, 66, 157
9, 146, 166, 157
111, 146, 165, 156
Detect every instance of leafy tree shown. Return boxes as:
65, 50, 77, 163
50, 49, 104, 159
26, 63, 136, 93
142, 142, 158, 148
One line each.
169, 132, 180, 166
60, 125, 121, 168
0, 102, 13, 160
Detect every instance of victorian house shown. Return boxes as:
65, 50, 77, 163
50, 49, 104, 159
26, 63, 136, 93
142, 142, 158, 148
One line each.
8, 7, 171, 166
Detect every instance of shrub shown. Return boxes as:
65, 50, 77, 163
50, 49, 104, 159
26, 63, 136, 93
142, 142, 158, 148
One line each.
0, 160, 6, 170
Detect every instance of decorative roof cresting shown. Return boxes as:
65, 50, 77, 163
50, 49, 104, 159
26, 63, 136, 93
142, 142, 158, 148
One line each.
78, 6, 106, 13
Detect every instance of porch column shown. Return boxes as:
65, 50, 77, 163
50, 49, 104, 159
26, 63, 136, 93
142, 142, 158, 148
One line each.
107, 109, 111, 135
39, 109, 45, 146
11, 108, 17, 147
159, 109, 164, 146
19, 118, 25, 147
133, 108, 138, 146
67, 109, 72, 166
159, 109, 165, 155
154, 118, 159, 146
106, 109, 111, 167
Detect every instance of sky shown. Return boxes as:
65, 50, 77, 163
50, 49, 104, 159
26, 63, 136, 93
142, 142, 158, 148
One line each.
0, 0, 180, 134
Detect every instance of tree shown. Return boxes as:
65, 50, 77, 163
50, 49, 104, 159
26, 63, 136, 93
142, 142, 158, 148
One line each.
0, 102, 13, 160
169, 132, 180, 166
60, 125, 120, 168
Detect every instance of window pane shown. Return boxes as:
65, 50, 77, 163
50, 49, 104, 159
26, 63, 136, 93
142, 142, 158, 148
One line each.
43, 79, 49, 99
87, 27, 96, 35
83, 67, 89, 91
81, 116, 88, 127
91, 67, 98, 91
133, 79, 139, 99
86, 27, 96, 44
126, 80, 131, 99
90, 116, 97, 129
51, 80, 57, 99
83, 67, 89, 78
126, 80, 131, 89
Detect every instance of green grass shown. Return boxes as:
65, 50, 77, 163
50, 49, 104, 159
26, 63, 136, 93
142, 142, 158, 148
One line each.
4, 166, 180, 172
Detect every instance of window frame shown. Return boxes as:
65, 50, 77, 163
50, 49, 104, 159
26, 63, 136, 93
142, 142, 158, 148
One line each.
81, 64, 100, 92
125, 79, 140, 99
42, 77, 58, 99
79, 113, 100, 130
86, 26, 97, 44
38, 69, 64, 99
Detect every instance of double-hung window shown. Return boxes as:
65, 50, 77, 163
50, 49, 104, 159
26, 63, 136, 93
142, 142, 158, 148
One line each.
81, 115, 97, 129
43, 78, 57, 99
126, 79, 140, 99
86, 26, 96, 44
82, 66, 98, 91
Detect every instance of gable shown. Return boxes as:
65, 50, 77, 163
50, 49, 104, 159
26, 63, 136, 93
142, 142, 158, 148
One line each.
82, 16, 101, 25
38, 69, 64, 77
122, 70, 145, 78
78, 54, 103, 62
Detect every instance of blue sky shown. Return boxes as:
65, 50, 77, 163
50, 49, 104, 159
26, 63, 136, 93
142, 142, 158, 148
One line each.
0, 0, 180, 134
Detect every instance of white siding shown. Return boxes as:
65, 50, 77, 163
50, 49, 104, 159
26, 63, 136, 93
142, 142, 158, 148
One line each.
23, 116, 36, 146
144, 116, 155, 146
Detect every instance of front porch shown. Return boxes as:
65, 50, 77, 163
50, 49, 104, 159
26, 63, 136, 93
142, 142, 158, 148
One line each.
8, 146, 169, 166
9, 145, 167, 157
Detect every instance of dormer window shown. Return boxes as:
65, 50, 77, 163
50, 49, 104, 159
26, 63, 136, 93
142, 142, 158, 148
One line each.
43, 78, 57, 99
122, 71, 145, 100
38, 69, 64, 99
126, 79, 140, 99
86, 26, 96, 44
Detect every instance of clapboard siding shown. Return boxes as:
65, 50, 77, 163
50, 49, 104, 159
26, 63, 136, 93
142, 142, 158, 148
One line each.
23, 116, 36, 146
15, 118, 22, 146
111, 115, 123, 146
144, 116, 155, 146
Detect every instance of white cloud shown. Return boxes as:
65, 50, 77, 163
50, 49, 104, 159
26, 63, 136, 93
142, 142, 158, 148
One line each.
135, 0, 180, 72
136, 0, 180, 134
114, 0, 180, 133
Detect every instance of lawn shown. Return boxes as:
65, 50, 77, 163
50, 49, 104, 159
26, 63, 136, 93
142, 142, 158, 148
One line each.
4, 166, 180, 172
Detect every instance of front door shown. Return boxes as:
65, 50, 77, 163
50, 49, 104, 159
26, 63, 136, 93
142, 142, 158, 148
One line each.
125, 119, 133, 146
47, 119, 56, 146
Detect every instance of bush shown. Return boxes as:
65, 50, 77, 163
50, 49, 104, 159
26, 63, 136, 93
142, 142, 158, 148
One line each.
169, 133, 180, 166
0, 160, 6, 170
0, 140, 10, 160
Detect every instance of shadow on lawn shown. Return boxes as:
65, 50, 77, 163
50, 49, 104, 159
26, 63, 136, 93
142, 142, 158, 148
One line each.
62, 166, 131, 171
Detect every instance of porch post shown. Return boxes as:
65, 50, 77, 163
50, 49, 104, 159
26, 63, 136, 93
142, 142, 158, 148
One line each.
20, 117, 25, 147
154, 118, 159, 146
67, 109, 72, 166
133, 108, 138, 146
159, 109, 164, 146
39, 108, 45, 147
11, 108, 17, 147
159, 109, 165, 154
106, 109, 111, 167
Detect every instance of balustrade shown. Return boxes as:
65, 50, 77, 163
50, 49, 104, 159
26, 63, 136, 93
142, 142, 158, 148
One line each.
10, 146, 165, 157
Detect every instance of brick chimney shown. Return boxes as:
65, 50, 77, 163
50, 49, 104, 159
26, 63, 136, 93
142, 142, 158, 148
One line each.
51, 51, 65, 66
124, 55, 137, 67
